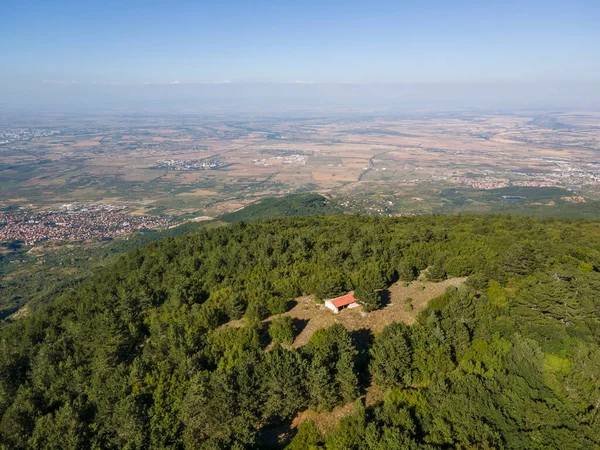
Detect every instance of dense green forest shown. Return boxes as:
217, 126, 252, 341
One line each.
220, 193, 342, 223
0, 193, 337, 320
0, 221, 214, 320
1, 214, 600, 449
4, 189, 600, 321
437, 187, 600, 219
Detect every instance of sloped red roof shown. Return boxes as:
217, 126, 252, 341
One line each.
329, 292, 357, 308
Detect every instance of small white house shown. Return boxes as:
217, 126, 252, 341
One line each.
324, 292, 358, 314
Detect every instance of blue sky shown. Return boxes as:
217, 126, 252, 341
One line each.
2, 0, 599, 85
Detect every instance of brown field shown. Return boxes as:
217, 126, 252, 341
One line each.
177, 188, 219, 197
2, 110, 599, 216
73, 138, 103, 147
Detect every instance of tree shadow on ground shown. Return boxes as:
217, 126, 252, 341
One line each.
285, 299, 298, 312
379, 289, 391, 308
259, 320, 273, 348
292, 317, 309, 338
254, 417, 294, 449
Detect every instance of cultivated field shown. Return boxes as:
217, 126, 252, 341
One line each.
1, 110, 599, 220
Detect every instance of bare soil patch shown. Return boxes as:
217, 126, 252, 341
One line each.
292, 401, 358, 435
286, 278, 465, 347
223, 278, 465, 344
9, 305, 29, 321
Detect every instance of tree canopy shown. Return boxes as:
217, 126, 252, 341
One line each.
1, 214, 600, 448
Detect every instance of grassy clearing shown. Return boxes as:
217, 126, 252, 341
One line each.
284, 277, 466, 347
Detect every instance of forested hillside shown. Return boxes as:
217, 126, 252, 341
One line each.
220, 193, 342, 223
1, 215, 600, 449
0, 221, 215, 321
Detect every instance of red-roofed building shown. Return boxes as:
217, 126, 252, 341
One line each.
324, 292, 358, 314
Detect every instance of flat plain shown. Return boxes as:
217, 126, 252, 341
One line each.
2, 110, 599, 220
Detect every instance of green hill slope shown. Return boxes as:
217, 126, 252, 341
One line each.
0, 221, 217, 321
220, 193, 343, 222
1, 215, 599, 449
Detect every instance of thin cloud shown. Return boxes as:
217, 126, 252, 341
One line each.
42, 80, 80, 85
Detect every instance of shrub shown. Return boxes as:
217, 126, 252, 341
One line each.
425, 262, 446, 281
354, 284, 382, 312
269, 316, 295, 345
398, 261, 418, 281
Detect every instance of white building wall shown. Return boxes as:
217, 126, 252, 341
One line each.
324, 300, 339, 314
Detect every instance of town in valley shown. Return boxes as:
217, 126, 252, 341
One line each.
2, 109, 600, 248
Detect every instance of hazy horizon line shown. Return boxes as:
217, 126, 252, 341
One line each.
2, 79, 600, 113
27, 79, 600, 87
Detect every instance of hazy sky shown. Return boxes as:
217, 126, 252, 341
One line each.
1, 0, 599, 110
3, 0, 600, 84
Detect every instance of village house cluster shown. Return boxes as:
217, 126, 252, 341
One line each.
0, 128, 60, 145
252, 154, 307, 166
451, 159, 600, 190
454, 177, 559, 190
451, 164, 600, 190
0, 204, 171, 246
155, 159, 223, 171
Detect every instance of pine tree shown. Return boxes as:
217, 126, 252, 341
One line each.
370, 322, 412, 388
